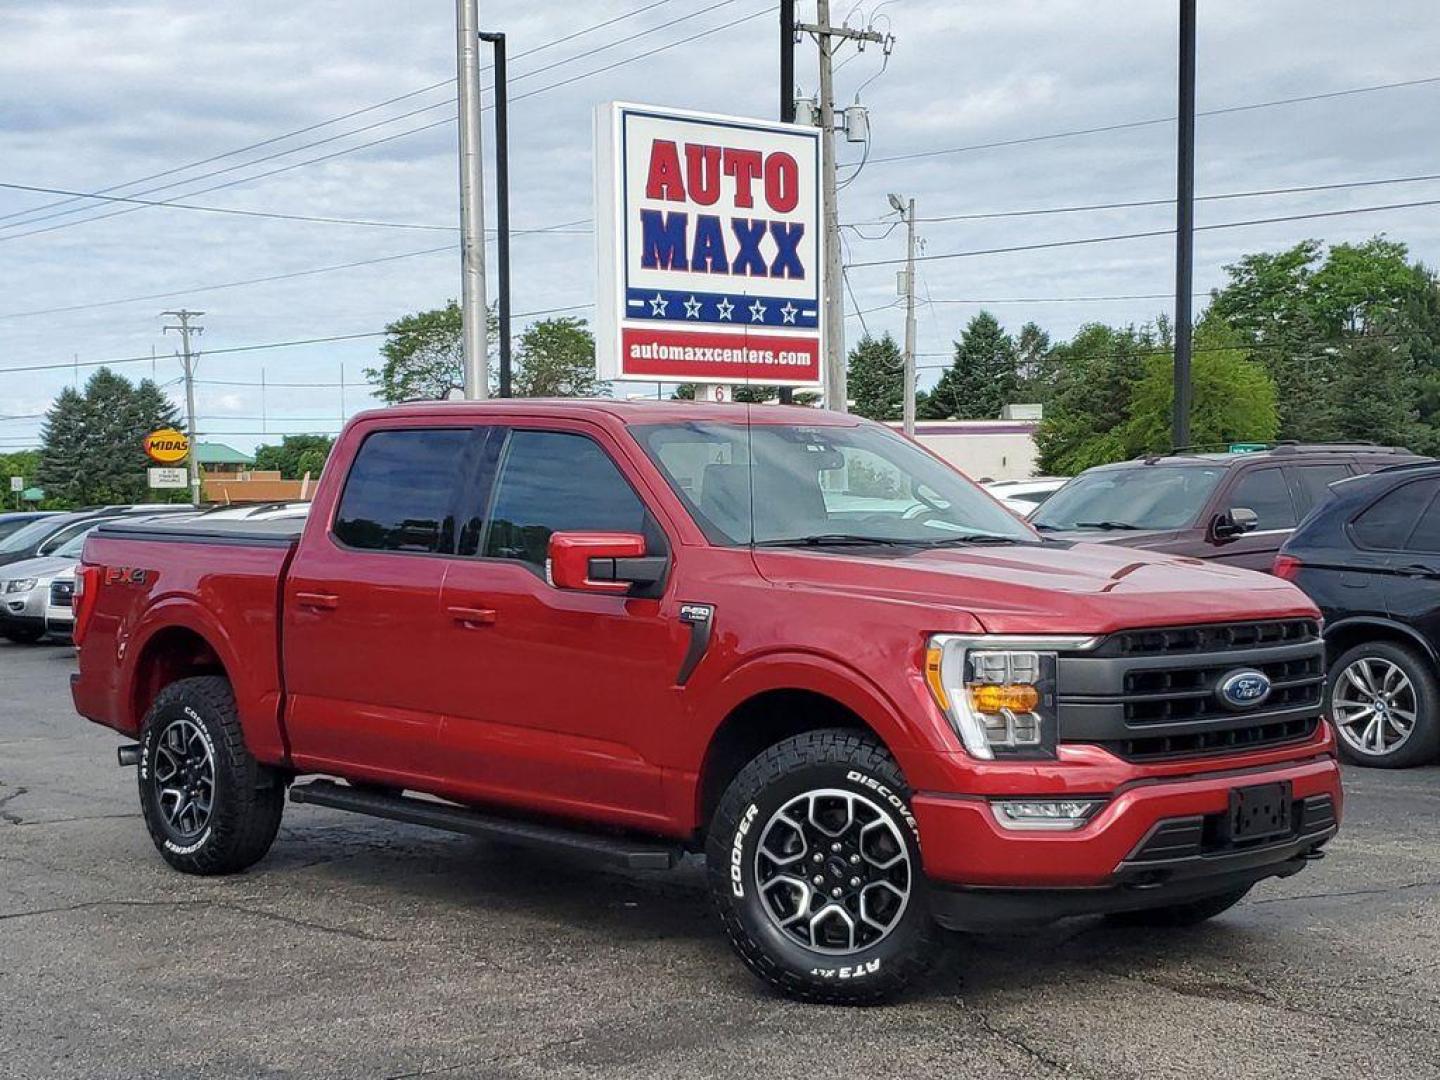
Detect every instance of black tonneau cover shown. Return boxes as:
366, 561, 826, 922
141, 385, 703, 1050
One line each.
93, 517, 304, 548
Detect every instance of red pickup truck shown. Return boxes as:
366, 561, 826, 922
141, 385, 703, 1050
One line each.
71, 400, 1341, 1003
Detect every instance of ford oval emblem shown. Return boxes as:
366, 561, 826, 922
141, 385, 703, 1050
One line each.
1218, 668, 1271, 710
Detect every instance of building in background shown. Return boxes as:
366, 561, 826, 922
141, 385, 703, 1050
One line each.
896, 406, 1043, 481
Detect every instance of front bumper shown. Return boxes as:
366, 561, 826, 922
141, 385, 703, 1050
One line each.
912, 751, 1341, 926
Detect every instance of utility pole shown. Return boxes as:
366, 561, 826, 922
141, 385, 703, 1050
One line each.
799, 2, 884, 413
479, 30, 512, 397
455, 0, 490, 399
161, 309, 204, 507
1172, 0, 1196, 450
777, 0, 796, 406
890, 195, 917, 437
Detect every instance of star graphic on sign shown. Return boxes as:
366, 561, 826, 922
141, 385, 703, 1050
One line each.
648, 292, 668, 316
715, 297, 735, 321
779, 302, 799, 324
748, 299, 768, 323
683, 295, 703, 319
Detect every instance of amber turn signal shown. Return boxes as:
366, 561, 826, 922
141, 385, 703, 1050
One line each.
967, 683, 1040, 715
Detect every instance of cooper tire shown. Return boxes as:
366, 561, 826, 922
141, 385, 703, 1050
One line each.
138, 675, 285, 875
1327, 641, 1440, 768
706, 729, 938, 1004
1105, 885, 1251, 928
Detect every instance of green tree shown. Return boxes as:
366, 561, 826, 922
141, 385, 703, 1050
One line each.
367, 301, 500, 403
920, 311, 1018, 419
846, 333, 903, 421
37, 369, 181, 507
513, 317, 603, 397
1034, 323, 1154, 474
1120, 323, 1278, 455
253, 434, 336, 479
0, 449, 41, 507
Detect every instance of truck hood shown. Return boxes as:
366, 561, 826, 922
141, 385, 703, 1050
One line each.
751, 540, 1314, 636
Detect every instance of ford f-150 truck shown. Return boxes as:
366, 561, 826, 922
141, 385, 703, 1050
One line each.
70, 400, 1341, 1003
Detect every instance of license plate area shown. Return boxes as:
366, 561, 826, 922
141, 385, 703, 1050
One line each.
1226, 781, 1293, 842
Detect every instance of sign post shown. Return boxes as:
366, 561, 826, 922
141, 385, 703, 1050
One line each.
9, 475, 21, 510
594, 102, 824, 397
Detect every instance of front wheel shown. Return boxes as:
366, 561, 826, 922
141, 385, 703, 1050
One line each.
706, 730, 938, 1004
138, 675, 286, 874
2, 625, 44, 644
1327, 641, 1440, 768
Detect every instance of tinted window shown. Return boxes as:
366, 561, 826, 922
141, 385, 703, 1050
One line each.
333, 429, 470, 553
1351, 479, 1437, 550
1228, 467, 1296, 529
484, 431, 647, 567
1031, 467, 1225, 531
0, 515, 77, 554
1407, 491, 1440, 554
1290, 464, 1351, 514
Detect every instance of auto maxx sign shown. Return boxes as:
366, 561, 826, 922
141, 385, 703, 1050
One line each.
594, 102, 823, 387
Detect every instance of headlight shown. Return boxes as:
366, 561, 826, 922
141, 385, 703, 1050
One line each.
5, 578, 37, 594
924, 634, 1097, 759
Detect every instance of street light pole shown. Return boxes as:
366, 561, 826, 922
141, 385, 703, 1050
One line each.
1172, 0, 1196, 449
777, 0, 795, 406
479, 30, 511, 397
902, 198, 917, 438
455, 0, 490, 400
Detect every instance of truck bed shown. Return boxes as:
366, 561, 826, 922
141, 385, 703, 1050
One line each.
93, 516, 304, 548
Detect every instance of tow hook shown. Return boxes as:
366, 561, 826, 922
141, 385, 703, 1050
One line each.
117, 744, 141, 767
1302, 847, 1326, 862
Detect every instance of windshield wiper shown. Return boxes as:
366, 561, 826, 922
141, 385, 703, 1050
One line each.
919, 533, 1023, 546
1071, 520, 1142, 531
754, 534, 904, 547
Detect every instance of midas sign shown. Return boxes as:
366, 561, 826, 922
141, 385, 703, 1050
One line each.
143, 428, 190, 464
594, 102, 823, 387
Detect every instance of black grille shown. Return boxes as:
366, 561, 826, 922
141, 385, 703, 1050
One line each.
1106, 619, 1319, 657
1105, 715, 1319, 761
1122, 653, 1324, 725
49, 580, 74, 608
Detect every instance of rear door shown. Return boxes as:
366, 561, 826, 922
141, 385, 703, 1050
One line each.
1209, 465, 1299, 570
1374, 480, 1440, 641
434, 422, 685, 827
1287, 461, 1355, 524
282, 425, 486, 784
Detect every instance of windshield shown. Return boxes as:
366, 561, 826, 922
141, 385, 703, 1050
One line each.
1031, 466, 1226, 531
631, 420, 1035, 547
54, 524, 103, 559
0, 515, 76, 554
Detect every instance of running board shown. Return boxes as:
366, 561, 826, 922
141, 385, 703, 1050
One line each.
289, 780, 681, 870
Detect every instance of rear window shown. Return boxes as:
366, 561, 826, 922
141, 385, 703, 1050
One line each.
1351, 478, 1440, 550
333, 429, 471, 553
1290, 464, 1351, 514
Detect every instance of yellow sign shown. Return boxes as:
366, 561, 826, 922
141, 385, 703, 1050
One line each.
143, 428, 191, 464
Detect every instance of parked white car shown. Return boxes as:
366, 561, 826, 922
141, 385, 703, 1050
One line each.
0, 531, 89, 642
983, 477, 1069, 517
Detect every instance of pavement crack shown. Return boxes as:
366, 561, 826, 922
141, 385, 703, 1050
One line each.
1248, 878, 1440, 905
0, 897, 396, 942
954, 1001, 1081, 1075
0, 785, 29, 825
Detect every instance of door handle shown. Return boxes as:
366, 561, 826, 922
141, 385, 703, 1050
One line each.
296, 591, 340, 610
448, 605, 497, 627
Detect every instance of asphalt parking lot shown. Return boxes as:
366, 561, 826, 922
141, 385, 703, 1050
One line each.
2, 638, 1438, 1080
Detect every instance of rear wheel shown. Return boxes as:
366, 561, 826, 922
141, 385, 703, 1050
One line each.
1106, 885, 1251, 927
1327, 641, 1439, 768
706, 730, 937, 1004
138, 676, 285, 874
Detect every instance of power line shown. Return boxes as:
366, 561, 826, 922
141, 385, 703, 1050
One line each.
0, 2, 764, 244
0, 302, 596, 376
0, 0, 684, 228
869, 74, 1440, 165
844, 172, 1440, 228
0, 221, 590, 320
846, 198, 1440, 269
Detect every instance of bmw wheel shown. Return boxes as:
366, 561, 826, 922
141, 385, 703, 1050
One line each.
706, 730, 937, 1004
1327, 641, 1440, 768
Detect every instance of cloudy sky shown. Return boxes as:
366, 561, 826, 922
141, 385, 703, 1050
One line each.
1, 0, 1437, 454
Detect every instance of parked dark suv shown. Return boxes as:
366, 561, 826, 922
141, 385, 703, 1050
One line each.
1030, 444, 1425, 572
1276, 461, 1440, 767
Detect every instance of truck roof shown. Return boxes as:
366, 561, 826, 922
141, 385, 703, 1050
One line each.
361, 399, 863, 427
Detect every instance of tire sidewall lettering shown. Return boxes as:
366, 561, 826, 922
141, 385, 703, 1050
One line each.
730, 803, 759, 896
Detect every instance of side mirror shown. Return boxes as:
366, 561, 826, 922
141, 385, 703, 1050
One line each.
548, 532, 666, 595
1213, 506, 1260, 539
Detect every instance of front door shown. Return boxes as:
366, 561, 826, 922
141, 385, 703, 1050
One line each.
435, 424, 686, 829
1208, 465, 1299, 570
282, 425, 484, 785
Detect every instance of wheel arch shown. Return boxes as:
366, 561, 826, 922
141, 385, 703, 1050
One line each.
1324, 616, 1439, 671
692, 652, 921, 837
